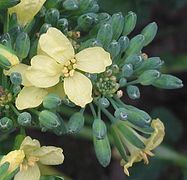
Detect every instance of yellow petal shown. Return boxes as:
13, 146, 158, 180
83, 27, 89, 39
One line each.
145, 119, 165, 151
0, 44, 19, 66
0, 150, 25, 173
4, 64, 32, 87
31, 146, 64, 165
20, 136, 40, 156
64, 71, 93, 107
16, 87, 48, 110
75, 47, 112, 73
26, 55, 62, 88
8, 0, 46, 26
38, 27, 75, 64
47, 83, 65, 99
14, 164, 40, 180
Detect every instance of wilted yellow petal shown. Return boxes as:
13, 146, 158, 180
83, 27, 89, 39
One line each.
4, 63, 32, 87
75, 47, 112, 73
47, 83, 65, 99
0, 44, 19, 66
31, 146, 64, 165
14, 164, 40, 180
9, 0, 46, 26
0, 150, 25, 173
38, 27, 75, 64
145, 119, 165, 151
16, 87, 48, 110
20, 136, 40, 156
64, 71, 93, 107
26, 55, 62, 88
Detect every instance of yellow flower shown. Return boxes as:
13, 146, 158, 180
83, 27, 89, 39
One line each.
8, 0, 46, 26
122, 119, 165, 176
0, 44, 19, 67
0, 150, 25, 173
25, 27, 112, 107
0, 136, 64, 180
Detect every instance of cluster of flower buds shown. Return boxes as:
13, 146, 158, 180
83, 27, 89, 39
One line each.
0, 0, 183, 178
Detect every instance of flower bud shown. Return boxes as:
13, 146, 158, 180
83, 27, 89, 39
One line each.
141, 22, 158, 46
67, 112, 84, 133
126, 34, 145, 55
15, 32, 30, 59
45, 0, 62, 9
12, 85, 21, 95
79, 38, 102, 50
119, 78, 127, 87
97, 23, 113, 48
127, 85, 140, 100
118, 36, 129, 54
45, 8, 60, 26
10, 72, 22, 85
107, 40, 121, 59
63, 0, 79, 10
152, 74, 183, 89
0, 33, 11, 48
0, 162, 10, 176
114, 108, 128, 121
0, 117, 13, 132
122, 64, 133, 78
57, 18, 68, 32
92, 119, 107, 139
39, 110, 60, 130
110, 12, 124, 40
124, 54, 143, 68
43, 93, 61, 109
93, 136, 111, 167
138, 70, 161, 85
17, 112, 32, 126
39, 23, 52, 34
123, 11, 137, 35
98, 97, 110, 108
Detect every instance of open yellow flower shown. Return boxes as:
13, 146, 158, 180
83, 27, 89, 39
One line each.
8, 0, 46, 26
26, 27, 112, 107
0, 136, 64, 180
121, 119, 165, 176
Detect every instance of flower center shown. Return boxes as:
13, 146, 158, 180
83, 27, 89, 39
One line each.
62, 59, 77, 78
20, 156, 39, 171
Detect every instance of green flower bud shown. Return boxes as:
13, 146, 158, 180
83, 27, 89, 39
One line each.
122, 64, 133, 78
135, 57, 163, 74
126, 34, 145, 55
141, 22, 158, 46
63, 0, 79, 10
43, 93, 61, 109
29, 38, 39, 59
138, 70, 161, 85
67, 112, 84, 134
110, 12, 124, 40
0, 117, 13, 132
77, 13, 97, 32
0, 33, 11, 48
97, 12, 111, 22
97, 23, 113, 48
17, 112, 32, 126
119, 78, 127, 87
39, 23, 52, 34
44, 0, 62, 9
79, 38, 102, 51
45, 8, 60, 26
127, 85, 140, 100
98, 97, 110, 108
92, 119, 107, 139
124, 55, 143, 68
114, 108, 128, 121
93, 135, 111, 167
123, 11, 137, 35
118, 36, 129, 54
79, 0, 95, 13
88, 1, 99, 13
10, 72, 22, 85
152, 74, 183, 89
107, 40, 121, 59
8, 25, 22, 43
39, 110, 60, 130
57, 18, 68, 32
15, 32, 30, 59
0, 162, 10, 176
0, 54, 11, 69
12, 85, 21, 95
0, 0, 20, 9
52, 114, 67, 135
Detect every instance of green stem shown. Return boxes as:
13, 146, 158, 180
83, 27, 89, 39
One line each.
29, 109, 39, 116
89, 103, 97, 119
126, 79, 139, 86
10, 104, 20, 116
108, 97, 119, 110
